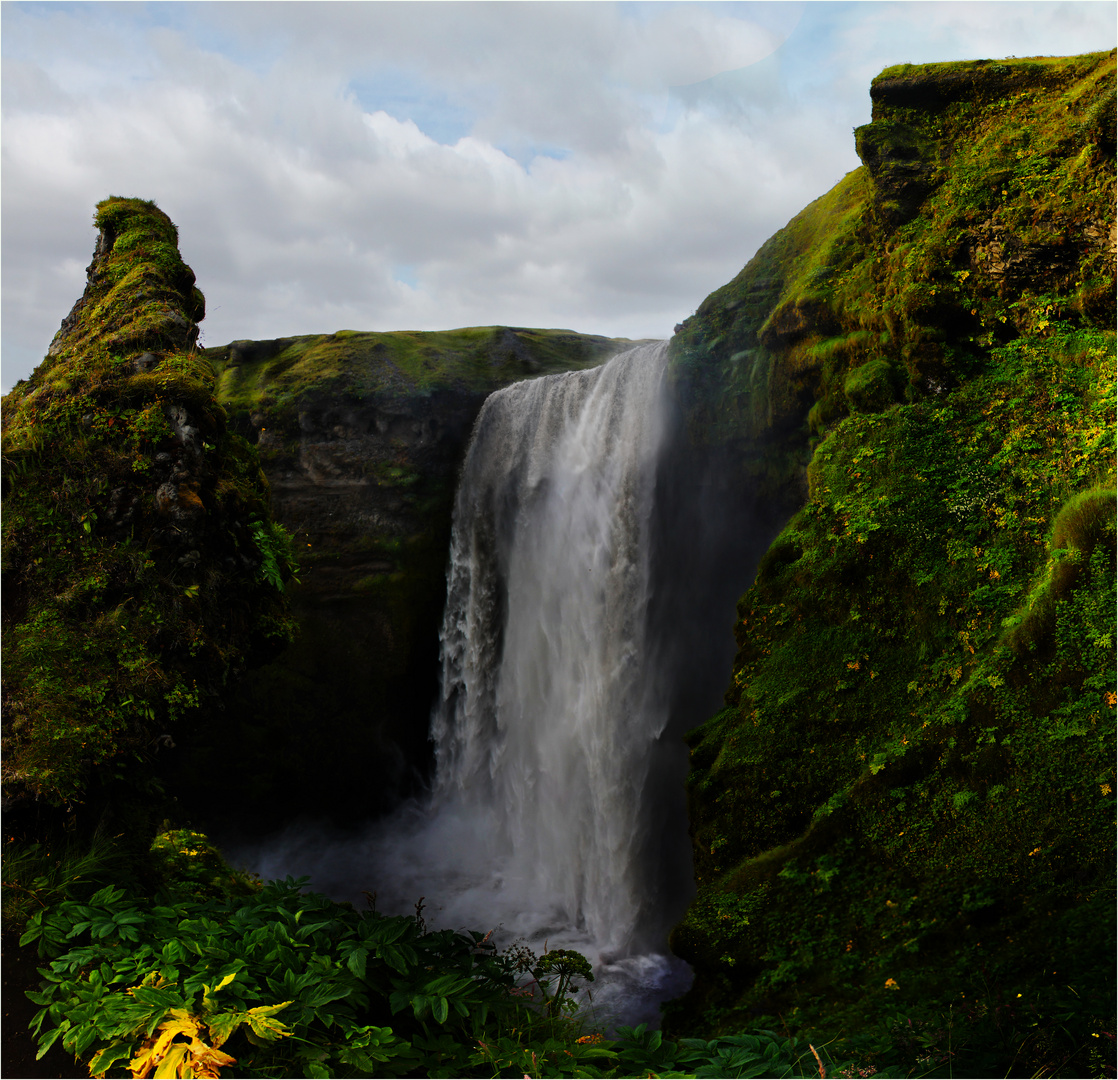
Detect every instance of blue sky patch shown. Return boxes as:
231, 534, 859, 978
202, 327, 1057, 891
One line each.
348, 69, 474, 146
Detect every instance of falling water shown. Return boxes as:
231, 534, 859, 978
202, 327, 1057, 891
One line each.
431, 340, 671, 953
241, 341, 693, 1024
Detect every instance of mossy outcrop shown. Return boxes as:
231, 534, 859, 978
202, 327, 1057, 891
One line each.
668, 52, 1116, 1075
1, 198, 296, 813
172, 326, 645, 827
669, 49, 1115, 502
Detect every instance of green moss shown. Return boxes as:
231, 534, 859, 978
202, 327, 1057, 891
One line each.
208, 326, 636, 428
843, 358, 899, 414
1050, 484, 1117, 552
671, 52, 1116, 1078
669, 49, 1115, 492
1, 198, 296, 808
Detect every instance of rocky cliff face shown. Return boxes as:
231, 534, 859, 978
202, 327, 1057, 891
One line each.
173, 327, 646, 827
668, 51, 1115, 509
1, 198, 295, 818
667, 51, 1116, 1074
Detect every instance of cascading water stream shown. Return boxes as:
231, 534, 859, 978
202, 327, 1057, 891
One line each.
430, 340, 671, 957
241, 341, 694, 1024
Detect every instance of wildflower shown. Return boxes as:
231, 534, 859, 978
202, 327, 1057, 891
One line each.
885, 978, 899, 990
576, 1034, 604, 1045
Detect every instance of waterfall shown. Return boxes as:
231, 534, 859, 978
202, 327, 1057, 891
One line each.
237, 340, 695, 1024
429, 340, 670, 956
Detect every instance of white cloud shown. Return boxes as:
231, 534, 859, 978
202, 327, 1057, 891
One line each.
2, 1, 1114, 391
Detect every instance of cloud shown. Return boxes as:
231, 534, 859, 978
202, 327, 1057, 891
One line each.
2, 1, 1114, 391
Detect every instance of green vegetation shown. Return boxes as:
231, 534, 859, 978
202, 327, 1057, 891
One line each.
1, 197, 297, 809
17, 838, 897, 1079
5, 49, 1116, 1080
207, 325, 630, 433
2, 834, 129, 932
669, 50, 1116, 1079
669, 49, 1115, 506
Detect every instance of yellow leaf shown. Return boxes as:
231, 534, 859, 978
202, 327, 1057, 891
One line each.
207, 1001, 292, 1049
130, 1011, 237, 1079
129, 1044, 157, 1078
203, 972, 237, 1007
246, 1002, 294, 1041
153, 1045, 190, 1079
149, 1026, 182, 1063
246, 1001, 292, 1018
205, 1013, 240, 1050
191, 1047, 237, 1079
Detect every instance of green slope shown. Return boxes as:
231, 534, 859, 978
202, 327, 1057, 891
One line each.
668, 51, 1116, 1078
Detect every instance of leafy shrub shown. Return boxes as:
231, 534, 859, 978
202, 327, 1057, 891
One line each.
20, 878, 623, 1078
19, 872, 898, 1079
612, 1023, 891, 1079
148, 830, 260, 902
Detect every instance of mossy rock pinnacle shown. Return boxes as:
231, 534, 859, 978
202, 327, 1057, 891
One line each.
1, 197, 297, 809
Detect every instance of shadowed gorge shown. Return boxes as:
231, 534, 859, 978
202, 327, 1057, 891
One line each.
172, 326, 648, 825
2, 49, 1115, 1080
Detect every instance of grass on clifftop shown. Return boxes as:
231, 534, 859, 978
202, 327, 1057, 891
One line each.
207, 326, 639, 425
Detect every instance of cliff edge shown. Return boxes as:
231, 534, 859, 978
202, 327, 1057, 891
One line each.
669, 51, 1116, 1076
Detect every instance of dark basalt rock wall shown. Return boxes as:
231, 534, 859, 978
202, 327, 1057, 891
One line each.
172, 327, 647, 830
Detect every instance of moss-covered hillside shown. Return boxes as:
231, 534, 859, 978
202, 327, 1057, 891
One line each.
208, 324, 627, 414
668, 51, 1116, 1075
1, 198, 296, 816
170, 326, 643, 828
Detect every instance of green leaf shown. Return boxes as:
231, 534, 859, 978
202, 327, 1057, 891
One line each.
35, 1025, 66, 1060
87, 1041, 134, 1075
381, 943, 412, 974
303, 981, 355, 1010
431, 996, 449, 1025
20, 920, 43, 948
345, 945, 368, 979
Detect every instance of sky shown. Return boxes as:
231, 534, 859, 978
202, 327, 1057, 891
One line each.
2, 1, 1115, 392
